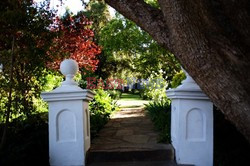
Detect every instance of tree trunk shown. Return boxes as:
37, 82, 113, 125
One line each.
105, 0, 250, 142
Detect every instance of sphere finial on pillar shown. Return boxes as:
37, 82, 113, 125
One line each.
41, 60, 95, 165
60, 59, 78, 86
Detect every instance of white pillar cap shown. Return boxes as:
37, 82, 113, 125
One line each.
167, 68, 209, 100
41, 59, 95, 101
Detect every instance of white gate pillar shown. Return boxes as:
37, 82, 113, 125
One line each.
41, 59, 94, 166
167, 69, 213, 166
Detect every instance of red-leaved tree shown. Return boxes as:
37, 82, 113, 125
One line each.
48, 12, 101, 72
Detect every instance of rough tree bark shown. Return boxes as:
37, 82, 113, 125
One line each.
105, 0, 250, 142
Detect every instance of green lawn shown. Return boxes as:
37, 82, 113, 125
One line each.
119, 93, 143, 100
116, 93, 150, 108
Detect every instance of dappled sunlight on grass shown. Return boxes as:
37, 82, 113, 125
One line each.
116, 93, 151, 108
119, 93, 143, 101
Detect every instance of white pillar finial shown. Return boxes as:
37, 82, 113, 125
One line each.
60, 59, 78, 86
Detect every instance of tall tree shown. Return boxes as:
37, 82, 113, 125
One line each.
0, 0, 56, 118
82, 0, 112, 79
48, 12, 101, 72
0, 0, 56, 148
99, 15, 179, 82
83, 0, 111, 39
104, 0, 250, 142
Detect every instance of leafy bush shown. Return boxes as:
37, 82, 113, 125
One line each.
106, 89, 122, 100
145, 99, 171, 143
0, 88, 119, 165
89, 89, 119, 137
170, 70, 186, 88
0, 87, 120, 165
139, 70, 167, 101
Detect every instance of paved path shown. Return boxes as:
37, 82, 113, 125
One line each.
90, 107, 171, 152
116, 100, 150, 107
87, 107, 175, 165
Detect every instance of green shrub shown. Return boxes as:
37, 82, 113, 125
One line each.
139, 70, 167, 101
145, 99, 171, 143
170, 70, 186, 88
0, 88, 119, 165
89, 89, 119, 138
106, 89, 122, 100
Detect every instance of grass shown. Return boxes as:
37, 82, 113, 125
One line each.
116, 93, 150, 108
119, 105, 143, 108
119, 93, 143, 101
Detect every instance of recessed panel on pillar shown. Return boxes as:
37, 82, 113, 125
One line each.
56, 109, 76, 142
186, 108, 205, 141
84, 108, 91, 152
85, 109, 90, 137
172, 106, 177, 138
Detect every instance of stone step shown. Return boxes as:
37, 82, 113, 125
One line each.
87, 149, 174, 164
87, 161, 193, 166
87, 108, 194, 166
87, 160, 177, 166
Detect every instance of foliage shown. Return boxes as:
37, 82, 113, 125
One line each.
106, 89, 122, 100
97, 17, 136, 79
0, 0, 100, 122
0, 0, 57, 121
41, 72, 63, 92
100, 17, 147, 54
170, 70, 186, 88
144, 0, 159, 8
89, 89, 119, 137
82, 0, 115, 79
139, 70, 167, 101
83, 0, 111, 39
48, 12, 101, 72
97, 14, 180, 83
145, 99, 171, 143
32, 72, 63, 113
82, 1, 181, 87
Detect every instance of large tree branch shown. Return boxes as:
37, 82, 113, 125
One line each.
105, 0, 171, 50
219, 0, 250, 42
158, 0, 250, 141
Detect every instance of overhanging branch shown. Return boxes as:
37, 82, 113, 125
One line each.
105, 0, 171, 50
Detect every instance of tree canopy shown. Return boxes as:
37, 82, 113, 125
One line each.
0, 0, 101, 148
97, 14, 180, 83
